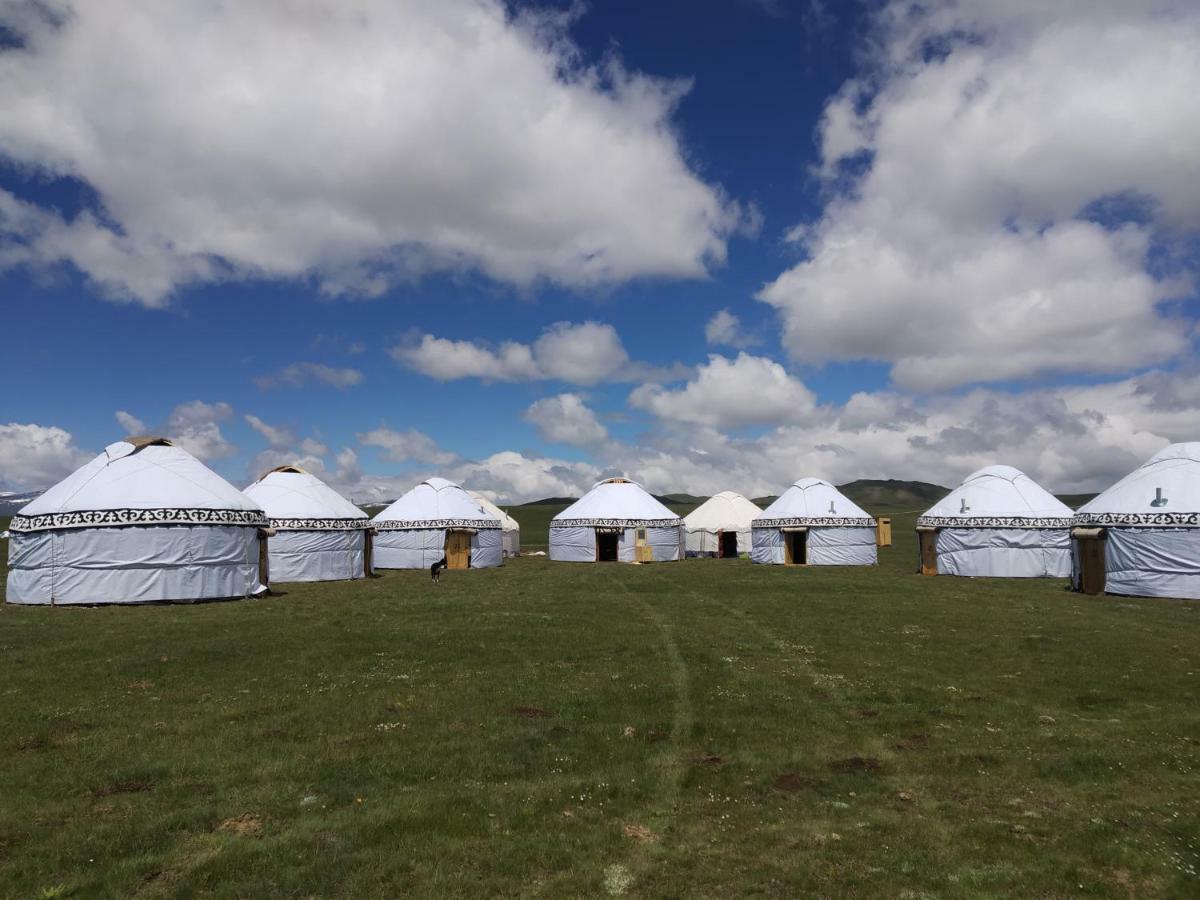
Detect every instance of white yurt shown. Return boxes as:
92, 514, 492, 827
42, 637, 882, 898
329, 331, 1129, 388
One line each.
549, 477, 683, 563
751, 479, 877, 565
243, 465, 372, 583
916, 465, 1074, 578
1072, 443, 1200, 599
684, 491, 762, 558
468, 490, 520, 557
6, 437, 268, 605
372, 477, 503, 570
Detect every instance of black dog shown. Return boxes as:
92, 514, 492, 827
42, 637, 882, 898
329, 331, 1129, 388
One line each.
431, 555, 448, 583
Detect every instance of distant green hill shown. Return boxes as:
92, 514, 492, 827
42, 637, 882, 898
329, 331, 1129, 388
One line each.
838, 479, 950, 511
1056, 493, 1096, 510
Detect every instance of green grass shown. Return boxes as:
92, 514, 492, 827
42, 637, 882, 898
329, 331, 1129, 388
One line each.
2, 515, 1199, 897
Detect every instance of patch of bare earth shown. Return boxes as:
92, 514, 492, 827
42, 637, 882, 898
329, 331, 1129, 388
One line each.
773, 773, 820, 793
850, 708, 879, 719
218, 813, 264, 837
622, 823, 658, 844
687, 751, 726, 767
92, 778, 154, 797
893, 733, 932, 751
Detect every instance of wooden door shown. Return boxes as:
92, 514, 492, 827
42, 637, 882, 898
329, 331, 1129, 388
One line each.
1075, 529, 1107, 595
918, 528, 938, 576
445, 531, 472, 569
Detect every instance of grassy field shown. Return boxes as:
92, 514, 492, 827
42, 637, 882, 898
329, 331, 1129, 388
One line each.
2, 513, 1199, 898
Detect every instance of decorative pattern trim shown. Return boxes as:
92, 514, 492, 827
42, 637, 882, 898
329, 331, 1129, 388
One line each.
1071, 512, 1200, 528
10, 507, 269, 534
755, 517, 876, 528
916, 515, 1073, 529
374, 518, 501, 531
269, 517, 371, 531
551, 518, 681, 528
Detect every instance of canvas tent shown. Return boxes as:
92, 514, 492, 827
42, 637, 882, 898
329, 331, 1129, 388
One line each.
751, 478, 877, 565
467, 490, 520, 557
684, 491, 762, 557
243, 465, 372, 583
6, 437, 268, 605
549, 477, 683, 563
916, 465, 1073, 578
1072, 443, 1200, 599
372, 477, 503, 569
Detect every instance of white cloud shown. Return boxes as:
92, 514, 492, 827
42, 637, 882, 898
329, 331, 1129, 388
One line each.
704, 308, 758, 349
166, 400, 236, 460
524, 394, 609, 447
391, 320, 684, 385
0, 423, 92, 491
760, 1, 1200, 390
256, 363, 364, 390
358, 427, 457, 466
244, 414, 295, 449
390, 335, 539, 382
0, 0, 742, 304
114, 410, 148, 435
629, 352, 817, 429
446, 450, 600, 503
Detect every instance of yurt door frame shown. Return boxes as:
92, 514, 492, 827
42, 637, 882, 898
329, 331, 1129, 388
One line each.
445, 530, 472, 569
783, 528, 807, 565
720, 530, 738, 558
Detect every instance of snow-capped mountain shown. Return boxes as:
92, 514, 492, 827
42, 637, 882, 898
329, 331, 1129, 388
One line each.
0, 490, 43, 515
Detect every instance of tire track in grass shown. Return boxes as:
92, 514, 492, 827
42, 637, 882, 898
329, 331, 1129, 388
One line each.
602, 572, 694, 897
683, 583, 850, 706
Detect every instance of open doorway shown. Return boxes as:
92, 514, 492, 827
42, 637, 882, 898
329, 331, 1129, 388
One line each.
596, 531, 620, 562
720, 531, 738, 558
784, 530, 807, 565
444, 530, 472, 569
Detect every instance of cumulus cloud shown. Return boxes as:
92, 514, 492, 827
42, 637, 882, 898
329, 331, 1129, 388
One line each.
629, 352, 817, 429
524, 394, 609, 447
0, 0, 742, 304
244, 414, 295, 449
392, 320, 686, 385
759, 0, 1200, 390
358, 427, 458, 466
114, 410, 148, 436
0, 423, 93, 491
704, 308, 758, 349
165, 400, 236, 460
255, 363, 364, 390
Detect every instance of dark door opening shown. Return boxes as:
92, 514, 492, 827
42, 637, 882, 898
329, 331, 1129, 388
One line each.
785, 531, 807, 565
597, 531, 620, 562
720, 531, 738, 558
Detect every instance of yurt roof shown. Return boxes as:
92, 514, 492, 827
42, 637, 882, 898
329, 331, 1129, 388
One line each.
467, 490, 519, 532
372, 477, 502, 530
918, 465, 1073, 527
12, 438, 266, 534
244, 466, 368, 528
552, 477, 681, 526
1075, 443, 1200, 527
684, 491, 762, 531
754, 478, 875, 526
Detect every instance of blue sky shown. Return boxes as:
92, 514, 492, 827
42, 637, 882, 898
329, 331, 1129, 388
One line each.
1, 1, 1197, 502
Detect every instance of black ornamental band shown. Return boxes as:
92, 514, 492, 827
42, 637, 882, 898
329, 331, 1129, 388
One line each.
754, 517, 876, 528
10, 507, 270, 533
916, 515, 1074, 529
269, 517, 371, 531
1070, 511, 1200, 528
373, 518, 502, 530
550, 518, 682, 528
